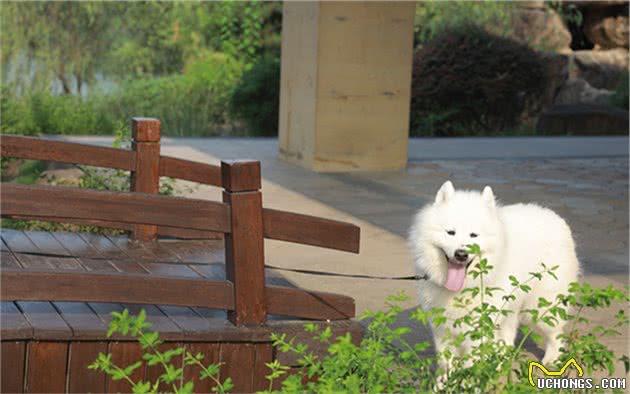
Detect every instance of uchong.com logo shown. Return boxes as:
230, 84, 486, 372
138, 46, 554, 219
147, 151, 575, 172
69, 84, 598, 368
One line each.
528, 358, 627, 390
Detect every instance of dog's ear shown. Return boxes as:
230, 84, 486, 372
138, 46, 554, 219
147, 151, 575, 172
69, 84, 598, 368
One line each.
435, 181, 455, 203
482, 186, 495, 208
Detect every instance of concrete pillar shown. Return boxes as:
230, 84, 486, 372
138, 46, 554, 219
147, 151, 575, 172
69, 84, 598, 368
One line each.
278, 1, 416, 171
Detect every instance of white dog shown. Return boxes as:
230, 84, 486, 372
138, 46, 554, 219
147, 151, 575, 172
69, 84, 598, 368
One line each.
408, 181, 580, 365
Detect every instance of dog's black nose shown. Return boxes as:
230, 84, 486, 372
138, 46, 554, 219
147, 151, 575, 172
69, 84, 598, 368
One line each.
454, 249, 468, 262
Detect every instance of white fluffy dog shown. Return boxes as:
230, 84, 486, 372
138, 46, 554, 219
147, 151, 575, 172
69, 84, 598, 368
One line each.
408, 181, 580, 365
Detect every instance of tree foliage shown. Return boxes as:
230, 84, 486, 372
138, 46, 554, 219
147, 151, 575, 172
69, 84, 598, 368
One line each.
1, 1, 281, 95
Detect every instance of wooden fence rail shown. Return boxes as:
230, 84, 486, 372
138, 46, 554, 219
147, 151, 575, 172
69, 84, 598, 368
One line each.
0, 117, 361, 325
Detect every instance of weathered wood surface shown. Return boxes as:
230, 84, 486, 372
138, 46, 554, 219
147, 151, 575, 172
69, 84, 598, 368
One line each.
131, 117, 161, 241
263, 208, 360, 253
0, 229, 356, 341
159, 155, 222, 186
1, 183, 232, 233
0, 135, 136, 170
222, 161, 267, 325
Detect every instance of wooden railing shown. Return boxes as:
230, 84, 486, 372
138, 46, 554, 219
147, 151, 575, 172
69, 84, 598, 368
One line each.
0, 117, 361, 325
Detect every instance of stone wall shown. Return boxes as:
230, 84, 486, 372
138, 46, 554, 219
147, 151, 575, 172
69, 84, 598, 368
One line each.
513, 1, 629, 134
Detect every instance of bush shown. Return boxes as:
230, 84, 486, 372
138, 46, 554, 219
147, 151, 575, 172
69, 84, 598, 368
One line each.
610, 70, 629, 110
107, 52, 242, 136
0, 86, 114, 135
265, 244, 629, 393
410, 26, 547, 136
1, 52, 242, 136
414, 1, 514, 46
229, 56, 280, 136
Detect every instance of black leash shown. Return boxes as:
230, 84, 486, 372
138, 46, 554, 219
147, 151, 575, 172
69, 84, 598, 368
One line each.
264, 264, 428, 281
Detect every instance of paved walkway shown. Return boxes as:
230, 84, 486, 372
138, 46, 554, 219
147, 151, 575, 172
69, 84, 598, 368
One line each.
67, 136, 629, 375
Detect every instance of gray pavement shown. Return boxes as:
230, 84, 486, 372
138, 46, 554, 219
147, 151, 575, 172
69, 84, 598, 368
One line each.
65, 135, 629, 377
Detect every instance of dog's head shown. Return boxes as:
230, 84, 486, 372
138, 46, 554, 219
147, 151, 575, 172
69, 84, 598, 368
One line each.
409, 181, 503, 291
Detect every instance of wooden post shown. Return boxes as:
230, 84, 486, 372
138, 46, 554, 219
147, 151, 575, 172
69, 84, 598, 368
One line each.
221, 160, 267, 326
131, 117, 161, 241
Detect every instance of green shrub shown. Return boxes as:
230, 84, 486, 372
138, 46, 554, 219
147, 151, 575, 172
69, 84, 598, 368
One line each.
89, 309, 233, 394
100, 52, 242, 136
414, 1, 513, 46
1, 52, 242, 137
610, 70, 629, 110
410, 26, 547, 136
265, 244, 629, 393
229, 56, 280, 136
0, 87, 114, 135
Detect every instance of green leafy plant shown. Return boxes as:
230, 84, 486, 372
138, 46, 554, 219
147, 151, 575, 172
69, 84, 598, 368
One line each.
610, 70, 629, 111
228, 56, 280, 136
89, 309, 234, 394
263, 244, 629, 393
414, 1, 514, 46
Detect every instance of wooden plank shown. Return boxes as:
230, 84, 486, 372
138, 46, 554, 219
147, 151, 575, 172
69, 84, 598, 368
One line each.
159, 240, 224, 265
78, 257, 120, 273
1, 250, 21, 268
106, 234, 159, 262
266, 285, 355, 320
13, 216, 221, 240
107, 342, 144, 393
54, 302, 109, 339
14, 252, 83, 271
189, 263, 226, 281
220, 343, 255, 393
157, 306, 218, 338
131, 118, 161, 241
52, 231, 105, 258
23, 230, 72, 256
1, 229, 40, 253
263, 208, 361, 253
2, 270, 234, 310
17, 301, 73, 340
1, 301, 33, 340
1, 341, 26, 393
136, 240, 183, 263
183, 343, 220, 392
1, 237, 9, 251
25, 341, 69, 393
155, 225, 223, 240
2, 183, 231, 233
79, 232, 134, 259
253, 343, 274, 392
222, 160, 266, 326
67, 342, 108, 393
159, 155, 222, 187
139, 262, 199, 278
1, 135, 135, 170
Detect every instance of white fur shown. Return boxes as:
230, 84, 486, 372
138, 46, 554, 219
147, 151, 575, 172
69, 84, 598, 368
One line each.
409, 181, 580, 365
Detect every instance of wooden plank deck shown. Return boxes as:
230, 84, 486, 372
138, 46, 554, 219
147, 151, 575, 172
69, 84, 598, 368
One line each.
0, 228, 355, 341
0, 229, 363, 393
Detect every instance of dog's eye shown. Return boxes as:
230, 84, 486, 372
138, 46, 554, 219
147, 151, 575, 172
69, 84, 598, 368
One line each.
470, 233, 478, 238
446, 230, 455, 236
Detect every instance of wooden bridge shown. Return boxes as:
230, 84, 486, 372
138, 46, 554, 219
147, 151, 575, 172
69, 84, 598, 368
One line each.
0, 118, 362, 393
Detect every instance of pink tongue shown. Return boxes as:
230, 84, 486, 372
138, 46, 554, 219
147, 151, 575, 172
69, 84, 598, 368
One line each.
444, 261, 466, 292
